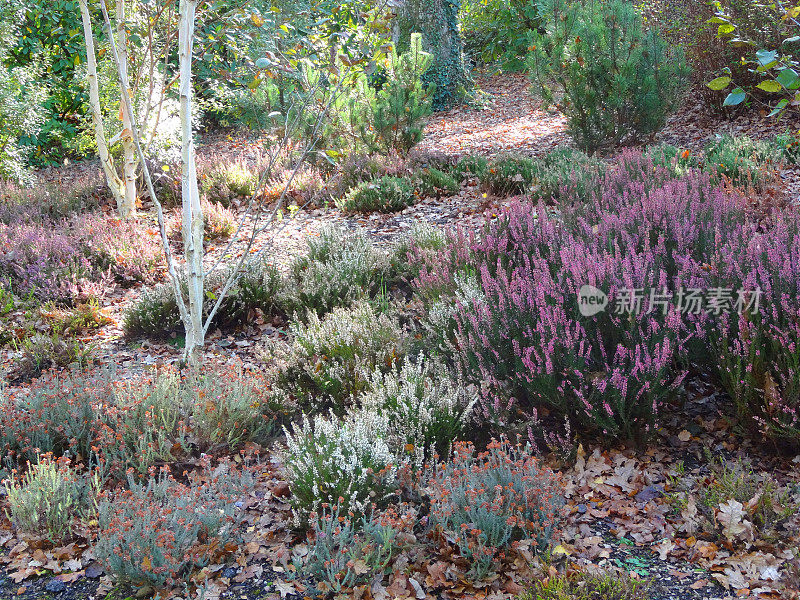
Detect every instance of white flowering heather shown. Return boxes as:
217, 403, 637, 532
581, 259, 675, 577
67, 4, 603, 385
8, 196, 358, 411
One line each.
283, 411, 397, 523
268, 300, 405, 409
360, 356, 476, 469
426, 273, 486, 348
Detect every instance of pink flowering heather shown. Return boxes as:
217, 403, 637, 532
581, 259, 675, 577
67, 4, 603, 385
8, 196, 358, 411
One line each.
426, 152, 763, 444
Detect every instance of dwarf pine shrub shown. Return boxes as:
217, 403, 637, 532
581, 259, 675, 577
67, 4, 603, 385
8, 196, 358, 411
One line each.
529, 0, 689, 152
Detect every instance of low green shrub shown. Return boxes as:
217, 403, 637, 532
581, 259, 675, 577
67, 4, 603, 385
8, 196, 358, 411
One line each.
774, 130, 800, 165
15, 333, 94, 382
481, 155, 537, 196
283, 411, 398, 523
413, 168, 460, 198
427, 439, 564, 579
285, 226, 392, 317
452, 155, 489, 183
520, 570, 651, 600
329, 153, 411, 200
124, 258, 282, 337
529, 147, 605, 203
200, 159, 259, 208
266, 300, 405, 412
702, 135, 783, 189
337, 176, 416, 213
4, 454, 95, 543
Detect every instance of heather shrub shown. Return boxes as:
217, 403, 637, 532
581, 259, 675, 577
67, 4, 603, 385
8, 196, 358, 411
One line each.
266, 300, 405, 412
283, 411, 397, 523
337, 176, 416, 214
707, 217, 800, 445
413, 168, 460, 199
359, 356, 476, 469
481, 154, 537, 196
3, 454, 94, 543
452, 154, 488, 183
95, 462, 254, 588
643, 144, 695, 179
202, 159, 258, 205
0, 222, 94, 302
43, 300, 113, 337
440, 154, 758, 443
521, 570, 650, 600
389, 222, 449, 283
74, 215, 164, 287
203, 200, 236, 240
14, 333, 95, 382
329, 153, 411, 200
0, 179, 100, 225
426, 440, 564, 579
702, 134, 783, 190
529, 0, 689, 152
774, 130, 800, 165
285, 226, 392, 317
301, 503, 414, 596
529, 147, 606, 203
124, 258, 282, 336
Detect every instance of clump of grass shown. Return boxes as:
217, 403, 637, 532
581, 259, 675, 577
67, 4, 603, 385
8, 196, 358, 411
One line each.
413, 168, 460, 199
520, 570, 650, 600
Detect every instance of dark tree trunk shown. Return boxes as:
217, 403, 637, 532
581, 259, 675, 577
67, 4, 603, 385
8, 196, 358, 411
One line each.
394, 0, 472, 109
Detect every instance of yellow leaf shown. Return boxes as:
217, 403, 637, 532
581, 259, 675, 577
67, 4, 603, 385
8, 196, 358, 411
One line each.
552, 544, 572, 556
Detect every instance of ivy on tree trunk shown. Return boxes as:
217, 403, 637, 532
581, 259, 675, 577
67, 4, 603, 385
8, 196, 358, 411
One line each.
394, 0, 472, 109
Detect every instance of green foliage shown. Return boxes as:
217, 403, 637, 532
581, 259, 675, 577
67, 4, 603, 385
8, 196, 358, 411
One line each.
266, 300, 405, 412
16, 333, 95, 382
337, 176, 417, 213
460, 0, 542, 70
452, 154, 489, 182
708, 0, 800, 116
481, 154, 537, 196
285, 226, 393, 316
297, 33, 434, 162
413, 167, 460, 198
397, 0, 472, 108
529, 147, 606, 202
529, 0, 690, 153
124, 258, 282, 337
520, 570, 651, 600
4, 454, 94, 543
702, 134, 783, 189
774, 130, 800, 165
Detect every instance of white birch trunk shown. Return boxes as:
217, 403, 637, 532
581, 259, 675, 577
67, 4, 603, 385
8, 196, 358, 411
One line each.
178, 0, 204, 367
115, 0, 137, 218
78, 0, 126, 214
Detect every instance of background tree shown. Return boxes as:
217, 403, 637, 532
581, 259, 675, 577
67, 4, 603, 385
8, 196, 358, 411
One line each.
394, 0, 472, 108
